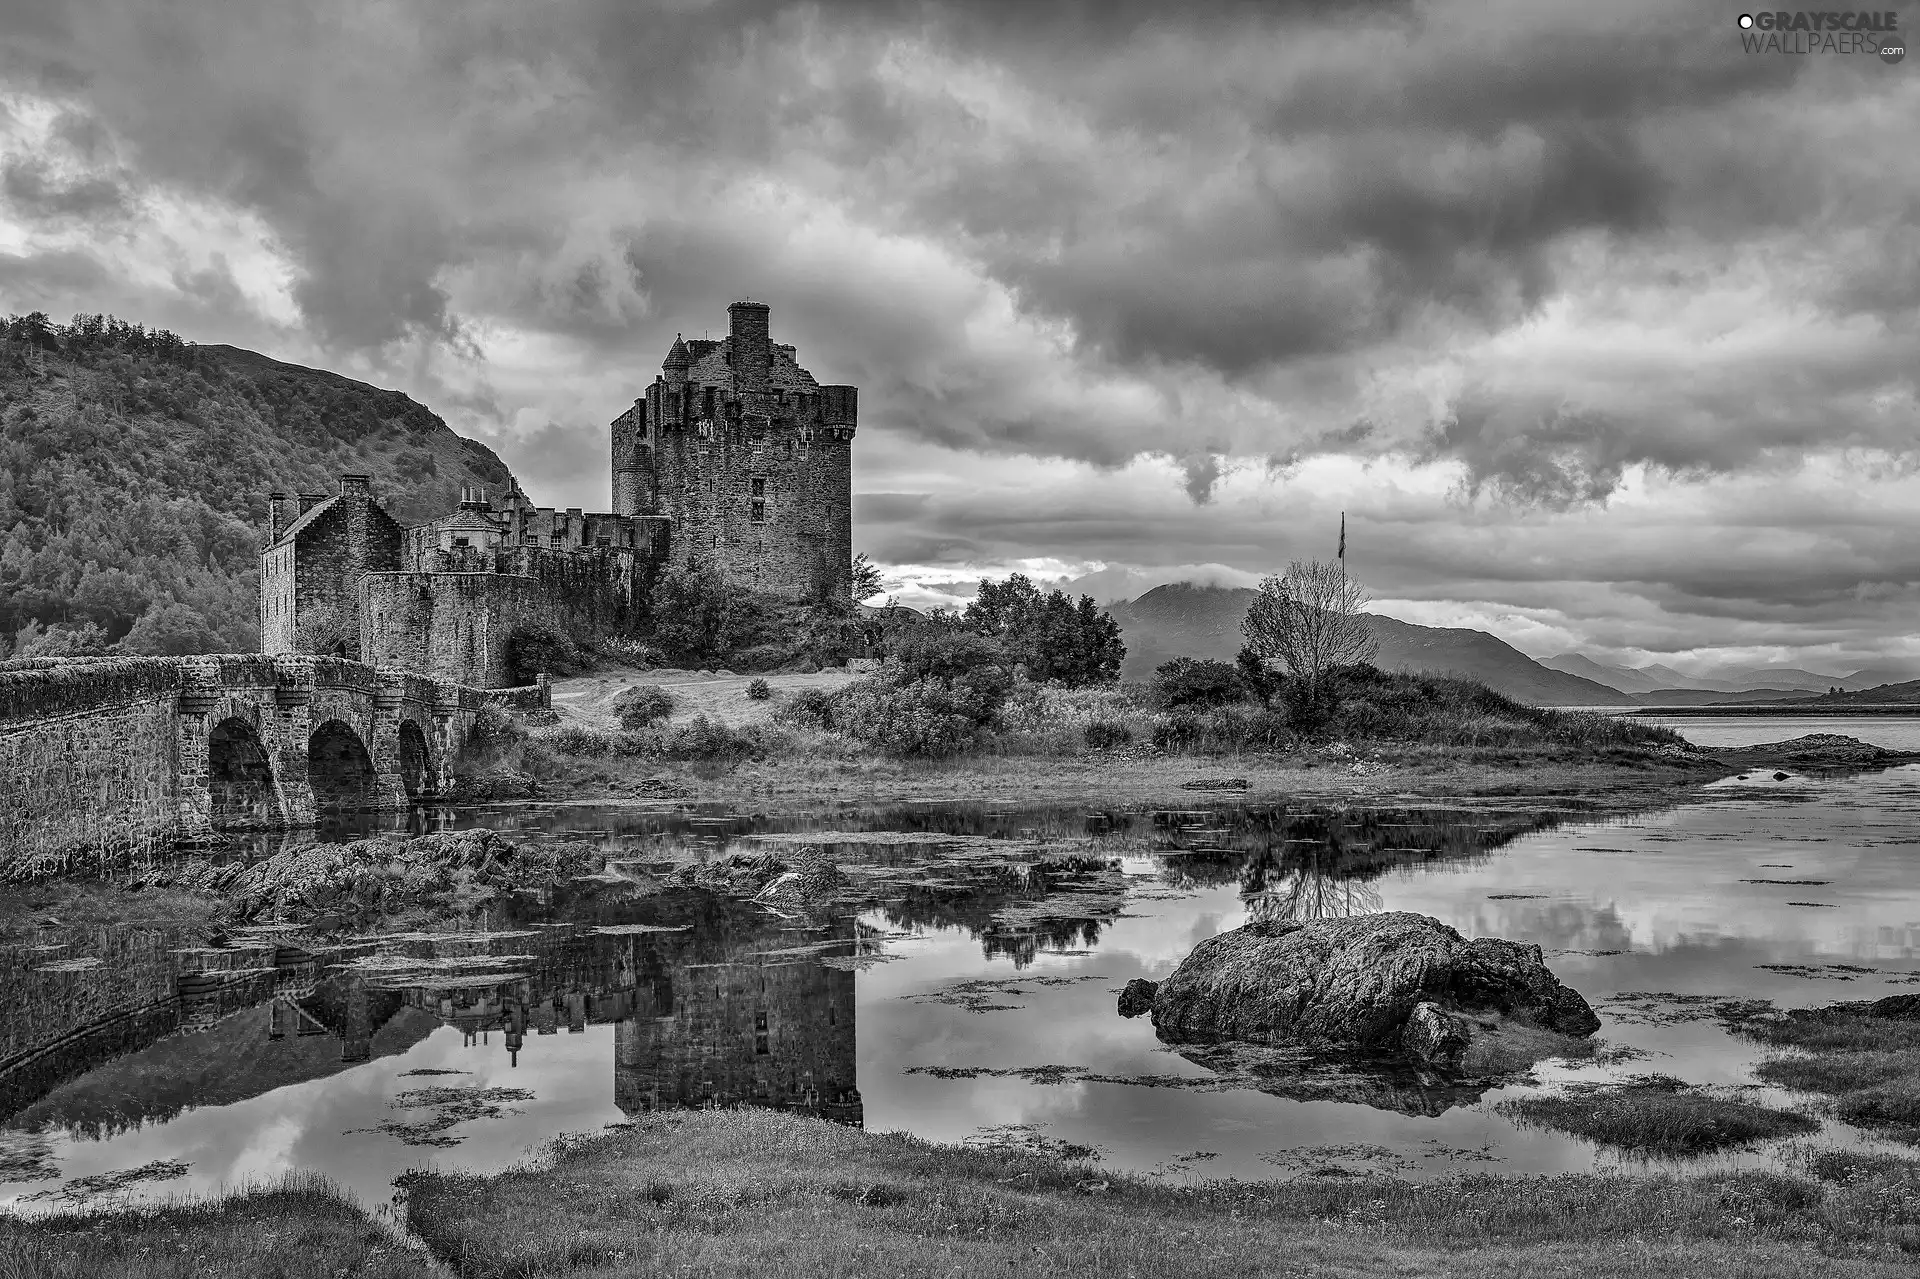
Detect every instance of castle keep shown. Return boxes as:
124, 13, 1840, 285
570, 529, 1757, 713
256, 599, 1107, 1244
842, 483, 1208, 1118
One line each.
260, 301, 857, 687
613, 300, 856, 602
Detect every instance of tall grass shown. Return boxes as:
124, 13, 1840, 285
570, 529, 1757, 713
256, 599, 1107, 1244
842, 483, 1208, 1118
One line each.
398, 1108, 1920, 1279
0, 1172, 431, 1279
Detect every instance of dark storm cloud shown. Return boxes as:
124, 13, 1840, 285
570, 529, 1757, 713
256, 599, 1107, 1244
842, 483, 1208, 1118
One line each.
0, 157, 130, 222
3, 0, 1918, 667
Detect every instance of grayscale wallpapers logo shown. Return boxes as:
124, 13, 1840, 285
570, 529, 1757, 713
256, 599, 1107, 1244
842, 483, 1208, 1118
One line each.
1737, 11, 1905, 60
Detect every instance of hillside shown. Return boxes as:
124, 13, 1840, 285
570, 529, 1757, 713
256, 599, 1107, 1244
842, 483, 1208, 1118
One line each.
0, 315, 516, 657
1795, 679, 1920, 706
1106, 583, 1635, 706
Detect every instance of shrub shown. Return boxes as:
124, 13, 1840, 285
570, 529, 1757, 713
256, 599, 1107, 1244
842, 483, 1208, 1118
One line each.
464, 702, 528, 757
1150, 712, 1206, 751
508, 624, 588, 684
1083, 720, 1132, 749
774, 686, 837, 730
746, 678, 772, 701
1153, 657, 1243, 710
622, 715, 772, 762
836, 675, 1000, 758
546, 725, 614, 757
612, 684, 675, 730
729, 644, 790, 673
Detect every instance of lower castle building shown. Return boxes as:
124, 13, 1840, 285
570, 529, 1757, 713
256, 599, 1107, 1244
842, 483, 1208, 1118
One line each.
259, 301, 857, 687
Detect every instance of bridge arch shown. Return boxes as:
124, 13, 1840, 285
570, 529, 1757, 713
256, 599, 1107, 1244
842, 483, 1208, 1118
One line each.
208, 716, 282, 829
309, 719, 376, 813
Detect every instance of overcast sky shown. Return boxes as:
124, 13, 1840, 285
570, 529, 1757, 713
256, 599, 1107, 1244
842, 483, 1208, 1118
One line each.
2, 0, 1916, 675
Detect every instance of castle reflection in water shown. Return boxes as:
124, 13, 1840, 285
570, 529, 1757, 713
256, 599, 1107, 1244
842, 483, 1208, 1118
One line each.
0, 888, 863, 1141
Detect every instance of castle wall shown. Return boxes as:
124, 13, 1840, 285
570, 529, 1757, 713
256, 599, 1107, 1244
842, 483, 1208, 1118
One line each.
360, 572, 545, 689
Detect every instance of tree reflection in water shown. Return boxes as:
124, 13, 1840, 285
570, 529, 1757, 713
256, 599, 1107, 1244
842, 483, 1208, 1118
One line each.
1241, 855, 1384, 925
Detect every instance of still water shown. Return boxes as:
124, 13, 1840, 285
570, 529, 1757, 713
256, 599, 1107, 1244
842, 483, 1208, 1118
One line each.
3, 751, 1919, 1218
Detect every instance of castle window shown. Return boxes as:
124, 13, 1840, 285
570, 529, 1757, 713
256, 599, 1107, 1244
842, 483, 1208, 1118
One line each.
750, 477, 765, 497
704, 386, 716, 418
453, 537, 470, 548
750, 500, 766, 523
754, 1011, 769, 1056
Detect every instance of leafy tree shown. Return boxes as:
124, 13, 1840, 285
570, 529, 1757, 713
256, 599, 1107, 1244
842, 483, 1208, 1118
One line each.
962, 573, 1125, 687
508, 624, 587, 684
8, 620, 110, 658
1235, 645, 1285, 707
121, 602, 220, 655
647, 564, 737, 660
850, 552, 885, 602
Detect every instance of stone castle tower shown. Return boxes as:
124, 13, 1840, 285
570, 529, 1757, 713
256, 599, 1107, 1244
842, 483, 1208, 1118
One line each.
609, 300, 856, 602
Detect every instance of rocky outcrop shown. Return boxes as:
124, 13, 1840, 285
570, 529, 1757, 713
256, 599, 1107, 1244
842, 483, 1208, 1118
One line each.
1719, 734, 1920, 770
755, 850, 845, 908
1128, 912, 1600, 1072
1117, 978, 1158, 1019
209, 830, 606, 928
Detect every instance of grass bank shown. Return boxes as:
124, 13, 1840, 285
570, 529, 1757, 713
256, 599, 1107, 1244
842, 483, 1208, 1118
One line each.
394, 1109, 1920, 1277
1738, 995, 1920, 1145
0, 1174, 433, 1279
1499, 1075, 1820, 1156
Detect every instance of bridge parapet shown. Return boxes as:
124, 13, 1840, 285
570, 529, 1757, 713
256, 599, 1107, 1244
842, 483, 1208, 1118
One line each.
0, 654, 545, 878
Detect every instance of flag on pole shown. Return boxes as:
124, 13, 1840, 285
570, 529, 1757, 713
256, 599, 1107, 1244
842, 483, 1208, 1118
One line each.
1337, 511, 1346, 562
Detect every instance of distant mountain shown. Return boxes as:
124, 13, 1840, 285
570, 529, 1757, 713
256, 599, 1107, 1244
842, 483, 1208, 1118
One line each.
1709, 665, 1851, 693
1840, 665, 1920, 690
0, 316, 517, 656
1541, 653, 1669, 695
1106, 583, 1635, 706
1628, 687, 1812, 707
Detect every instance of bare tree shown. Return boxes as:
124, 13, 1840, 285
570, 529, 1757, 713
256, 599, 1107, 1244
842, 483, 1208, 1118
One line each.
1240, 559, 1377, 697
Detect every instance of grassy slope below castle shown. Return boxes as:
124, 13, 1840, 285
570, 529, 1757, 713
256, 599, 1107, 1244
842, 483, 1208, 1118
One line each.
0, 316, 514, 657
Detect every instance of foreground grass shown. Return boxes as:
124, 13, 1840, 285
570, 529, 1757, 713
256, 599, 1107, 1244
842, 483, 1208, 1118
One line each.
0, 1174, 433, 1279
399, 1108, 1920, 1278
1740, 996, 1920, 1145
1499, 1075, 1821, 1156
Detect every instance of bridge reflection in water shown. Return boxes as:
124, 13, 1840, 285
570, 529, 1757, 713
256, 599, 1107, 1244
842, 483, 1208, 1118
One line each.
0, 890, 862, 1146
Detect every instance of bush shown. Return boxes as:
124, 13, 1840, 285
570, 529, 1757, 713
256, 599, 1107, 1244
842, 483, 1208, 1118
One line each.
746, 678, 772, 701
464, 702, 529, 757
836, 673, 1009, 758
612, 684, 676, 730
1083, 720, 1132, 749
1153, 657, 1243, 710
620, 715, 772, 763
546, 725, 614, 757
729, 644, 791, 673
509, 624, 588, 685
774, 686, 836, 730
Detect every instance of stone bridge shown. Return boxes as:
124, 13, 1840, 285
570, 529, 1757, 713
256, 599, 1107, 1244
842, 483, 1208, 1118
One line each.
0, 654, 549, 876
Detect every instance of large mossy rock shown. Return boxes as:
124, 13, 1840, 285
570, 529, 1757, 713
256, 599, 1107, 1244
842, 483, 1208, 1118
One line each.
1126, 912, 1600, 1072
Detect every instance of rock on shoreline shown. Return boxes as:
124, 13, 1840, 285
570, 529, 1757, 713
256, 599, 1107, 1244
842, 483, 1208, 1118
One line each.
1119, 912, 1600, 1073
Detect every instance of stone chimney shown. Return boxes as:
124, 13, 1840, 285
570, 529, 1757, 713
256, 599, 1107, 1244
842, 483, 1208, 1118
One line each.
296, 492, 329, 514
267, 490, 291, 544
728, 300, 771, 390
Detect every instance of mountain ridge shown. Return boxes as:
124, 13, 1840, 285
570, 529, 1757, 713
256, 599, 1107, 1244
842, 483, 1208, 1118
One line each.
0, 318, 518, 656
1106, 583, 1635, 706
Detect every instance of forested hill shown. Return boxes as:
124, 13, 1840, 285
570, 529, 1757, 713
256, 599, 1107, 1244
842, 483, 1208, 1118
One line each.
0, 312, 517, 657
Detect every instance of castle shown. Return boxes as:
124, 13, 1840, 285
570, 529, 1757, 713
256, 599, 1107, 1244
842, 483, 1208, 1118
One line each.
260, 301, 857, 687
